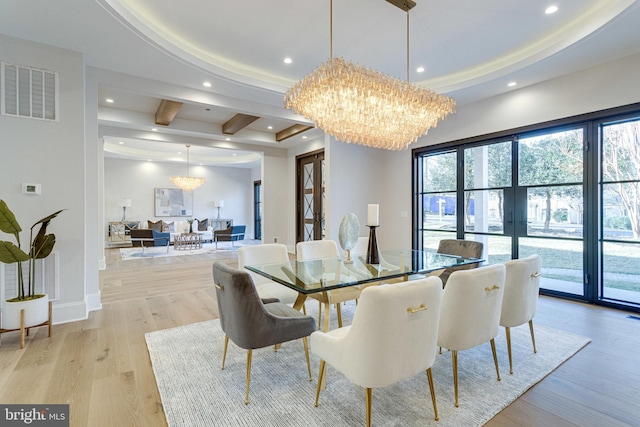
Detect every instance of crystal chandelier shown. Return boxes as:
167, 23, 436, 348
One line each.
170, 145, 205, 191
284, 0, 456, 150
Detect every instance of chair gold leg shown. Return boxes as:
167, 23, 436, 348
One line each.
336, 303, 343, 328
529, 319, 537, 353
452, 350, 459, 407
245, 350, 252, 405
221, 335, 229, 370
426, 368, 439, 421
490, 338, 501, 381
317, 301, 322, 329
303, 337, 312, 381
505, 326, 513, 375
315, 360, 326, 407
365, 387, 372, 427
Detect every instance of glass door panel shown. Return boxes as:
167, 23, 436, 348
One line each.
520, 237, 584, 295
518, 128, 585, 297
601, 119, 640, 305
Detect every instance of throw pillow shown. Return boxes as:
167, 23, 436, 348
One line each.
162, 221, 175, 232
148, 220, 162, 231
197, 218, 208, 231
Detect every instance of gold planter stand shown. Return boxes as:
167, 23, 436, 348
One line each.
0, 300, 52, 349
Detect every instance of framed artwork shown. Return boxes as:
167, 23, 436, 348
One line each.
154, 188, 193, 217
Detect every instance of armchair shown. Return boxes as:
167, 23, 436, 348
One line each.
214, 225, 246, 248
438, 264, 506, 407
212, 262, 316, 405
500, 255, 542, 374
311, 277, 442, 426
130, 229, 170, 253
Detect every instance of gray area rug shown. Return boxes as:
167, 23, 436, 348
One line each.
145, 302, 590, 426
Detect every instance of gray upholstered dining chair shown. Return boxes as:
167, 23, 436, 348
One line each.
212, 262, 316, 405
430, 239, 484, 285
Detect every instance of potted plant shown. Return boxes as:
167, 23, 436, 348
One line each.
0, 199, 64, 332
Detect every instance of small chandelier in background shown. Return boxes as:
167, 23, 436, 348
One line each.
284, 0, 456, 150
170, 145, 205, 191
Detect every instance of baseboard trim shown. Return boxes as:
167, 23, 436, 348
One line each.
52, 301, 88, 325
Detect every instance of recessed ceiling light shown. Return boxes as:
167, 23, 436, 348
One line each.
416, 66, 425, 73
105, 98, 114, 103
284, 57, 293, 64
203, 81, 212, 88
147, 159, 152, 162
267, 126, 273, 130
545, 5, 558, 14
225, 137, 231, 141
508, 81, 517, 87
118, 141, 124, 145
152, 128, 158, 132
232, 153, 237, 156
302, 136, 308, 139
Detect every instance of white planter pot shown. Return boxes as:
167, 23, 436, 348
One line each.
1, 295, 49, 330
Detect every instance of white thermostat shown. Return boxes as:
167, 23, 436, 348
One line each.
22, 183, 42, 195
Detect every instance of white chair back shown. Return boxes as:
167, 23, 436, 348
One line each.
438, 264, 506, 351
296, 240, 340, 261
238, 243, 298, 304
239, 243, 289, 286
500, 255, 542, 328
312, 276, 443, 389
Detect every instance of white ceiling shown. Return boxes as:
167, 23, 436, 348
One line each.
2, 0, 640, 164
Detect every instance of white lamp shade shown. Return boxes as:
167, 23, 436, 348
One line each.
119, 199, 132, 208
218, 200, 225, 208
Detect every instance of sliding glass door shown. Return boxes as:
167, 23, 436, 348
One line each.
415, 104, 640, 311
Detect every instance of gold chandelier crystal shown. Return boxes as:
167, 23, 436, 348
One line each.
170, 145, 205, 191
284, 0, 456, 150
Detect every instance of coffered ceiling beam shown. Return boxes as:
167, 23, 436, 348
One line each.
275, 124, 314, 142
155, 99, 183, 126
222, 113, 260, 135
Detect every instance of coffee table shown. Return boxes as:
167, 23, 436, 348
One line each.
175, 232, 203, 250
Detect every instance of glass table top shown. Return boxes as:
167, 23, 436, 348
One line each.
245, 250, 483, 294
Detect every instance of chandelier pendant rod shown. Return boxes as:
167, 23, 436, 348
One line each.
330, 0, 333, 61
406, 9, 410, 82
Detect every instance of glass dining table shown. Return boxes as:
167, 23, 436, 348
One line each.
245, 249, 483, 329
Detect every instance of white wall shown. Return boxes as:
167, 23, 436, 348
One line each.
0, 34, 88, 323
382, 51, 640, 250
104, 158, 256, 238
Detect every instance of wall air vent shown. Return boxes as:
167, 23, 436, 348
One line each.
1, 62, 59, 121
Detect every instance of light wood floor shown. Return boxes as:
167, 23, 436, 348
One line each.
1, 248, 639, 426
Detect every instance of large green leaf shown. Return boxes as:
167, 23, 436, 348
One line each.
0, 241, 30, 263
31, 234, 56, 259
0, 200, 22, 238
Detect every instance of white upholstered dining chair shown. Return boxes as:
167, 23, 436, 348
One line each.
500, 254, 542, 374
296, 240, 361, 331
310, 276, 442, 426
437, 263, 506, 407
238, 243, 299, 305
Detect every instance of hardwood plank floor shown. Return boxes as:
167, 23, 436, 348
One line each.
1, 248, 639, 426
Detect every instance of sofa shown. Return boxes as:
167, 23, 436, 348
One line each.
145, 218, 214, 243
213, 225, 246, 248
